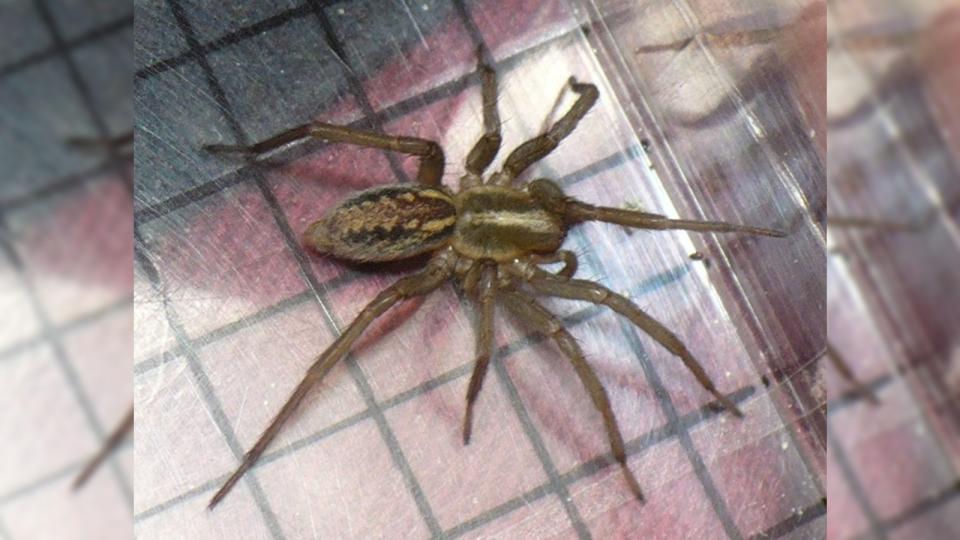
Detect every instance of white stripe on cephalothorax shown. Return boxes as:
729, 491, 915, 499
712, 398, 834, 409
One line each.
462, 210, 560, 234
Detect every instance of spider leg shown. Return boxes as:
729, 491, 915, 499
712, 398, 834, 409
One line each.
826, 342, 879, 404
203, 122, 446, 187
66, 131, 134, 153
827, 215, 932, 233
528, 179, 785, 237
72, 406, 133, 490
493, 78, 598, 186
463, 264, 497, 444
501, 290, 645, 502
508, 262, 745, 417
208, 256, 453, 509
464, 48, 502, 183
529, 250, 579, 279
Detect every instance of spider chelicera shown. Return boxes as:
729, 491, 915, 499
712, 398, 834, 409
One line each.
202, 50, 786, 508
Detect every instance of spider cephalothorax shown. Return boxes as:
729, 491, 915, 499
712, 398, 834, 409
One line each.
203, 50, 785, 508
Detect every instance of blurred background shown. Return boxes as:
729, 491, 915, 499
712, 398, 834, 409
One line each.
0, 0, 133, 539
826, 1, 960, 539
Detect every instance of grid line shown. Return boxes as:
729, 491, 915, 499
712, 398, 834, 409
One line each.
827, 422, 888, 540
490, 359, 592, 539
0, 440, 133, 506
135, 216, 285, 535
32, 0, 112, 139
444, 388, 759, 539
0, 12, 132, 80
21, 0, 134, 508
308, 0, 411, 184
861, 480, 960, 538
746, 498, 826, 540
155, 1, 291, 536
590, 0, 830, 512
0, 294, 131, 364
134, 4, 312, 81
826, 7, 960, 535
0, 159, 123, 212
0, 3, 135, 528
587, 3, 831, 531
0, 216, 131, 503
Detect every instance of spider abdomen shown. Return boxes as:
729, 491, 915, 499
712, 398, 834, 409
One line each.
452, 185, 566, 261
304, 185, 457, 262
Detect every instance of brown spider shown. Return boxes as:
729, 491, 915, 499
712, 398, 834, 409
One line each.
202, 51, 785, 508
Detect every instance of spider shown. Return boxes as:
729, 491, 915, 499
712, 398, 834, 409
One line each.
202, 50, 786, 508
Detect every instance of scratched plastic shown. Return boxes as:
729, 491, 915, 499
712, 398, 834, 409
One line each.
825, 2, 960, 539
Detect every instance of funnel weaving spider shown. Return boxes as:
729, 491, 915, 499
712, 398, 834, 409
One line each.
203, 51, 786, 508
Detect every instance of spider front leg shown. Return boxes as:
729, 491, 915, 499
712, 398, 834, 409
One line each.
208, 255, 453, 509
501, 290, 645, 502
508, 261, 745, 417
463, 48, 502, 186
493, 78, 598, 186
528, 179, 786, 237
462, 263, 496, 444
204, 122, 446, 186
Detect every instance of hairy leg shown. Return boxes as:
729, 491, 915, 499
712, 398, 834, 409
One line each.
527, 178, 785, 237
464, 48, 502, 186
73, 406, 134, 489
508, 262, 745, 417
529, 250, 579, 279
208, 255, 453, 509
463, 264, 497, 444
826, 342, 879, 404
493, 78, 599, 185
204, 122, 446, 186
501, 290, 644, 501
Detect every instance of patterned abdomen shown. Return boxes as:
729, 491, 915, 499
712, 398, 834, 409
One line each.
304, 185, 457, 262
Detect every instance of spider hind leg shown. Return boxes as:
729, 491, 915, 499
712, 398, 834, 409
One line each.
501, 289, 645, 502
207, 256, 453, 509
510, 261, 745, 418
462, 264, 497, 444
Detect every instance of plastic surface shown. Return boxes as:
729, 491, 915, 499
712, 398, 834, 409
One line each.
134, 0, 825, 538
825, 2, 960, 539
